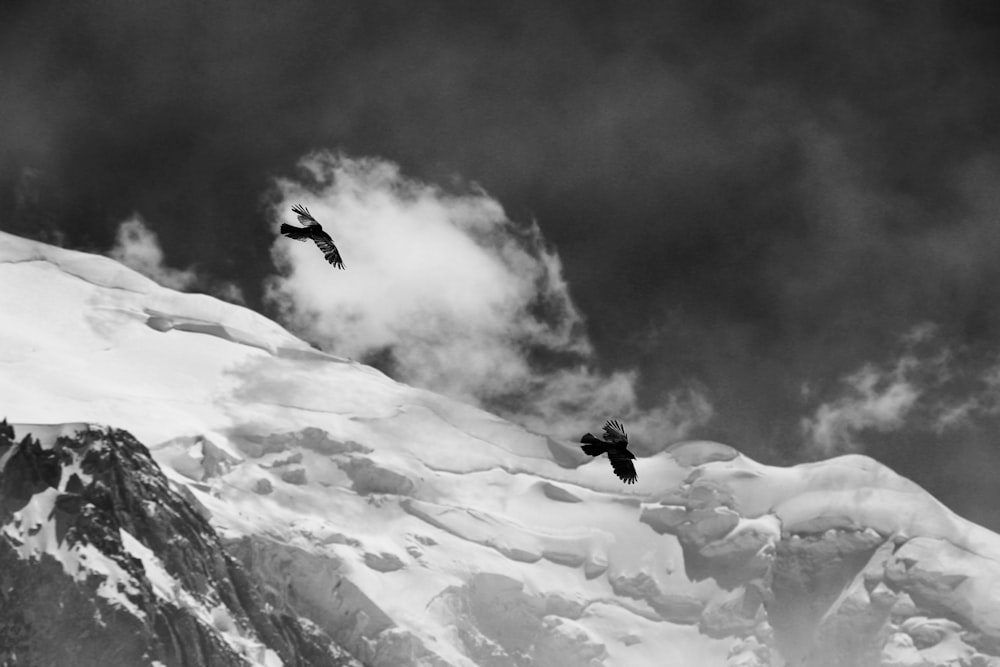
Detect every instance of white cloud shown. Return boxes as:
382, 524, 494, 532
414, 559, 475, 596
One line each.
109, 215, 245, 304
802, 324, 1000, 455
510, 365, 713, 451
800, 324, 972, 455
802, 359, 921, 457
266, 152, 710, 445
210, 281, 246, 306
109, 215, 197, 291
933, 357, 1000, 433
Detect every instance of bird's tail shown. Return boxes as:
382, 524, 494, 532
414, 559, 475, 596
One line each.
580, 434, 608, 456
280, 223, 310, 241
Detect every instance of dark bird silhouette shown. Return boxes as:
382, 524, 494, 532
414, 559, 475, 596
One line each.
281, 204, 345, 269
581, 419, 637, 484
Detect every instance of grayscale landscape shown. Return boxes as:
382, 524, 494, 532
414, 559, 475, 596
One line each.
3, 3, 1000, 665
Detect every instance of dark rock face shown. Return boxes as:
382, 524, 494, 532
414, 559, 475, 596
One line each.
0, 428, 62, 517
0, 420, 359, 667
0, 544, 151, 667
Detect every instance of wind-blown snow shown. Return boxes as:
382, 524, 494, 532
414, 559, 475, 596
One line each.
3, 229, 1000, 666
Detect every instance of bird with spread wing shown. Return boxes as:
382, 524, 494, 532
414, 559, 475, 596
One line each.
580, 419, 637, 484
280, 204, 345, 269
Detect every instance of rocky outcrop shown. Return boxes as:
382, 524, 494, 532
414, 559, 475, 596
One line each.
608, 571, 704, 624
0, 420, 359, 667
280, 467, 308, 485
337, 456, 416, 496
363, 551, 406, 572
230, 427, 370, 459
159, 434, 242, 482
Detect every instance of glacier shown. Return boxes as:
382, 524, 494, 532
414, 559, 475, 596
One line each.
2, 228, 1000, 667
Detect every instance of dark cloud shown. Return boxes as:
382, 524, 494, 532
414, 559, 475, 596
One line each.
4, 1, 1000, 523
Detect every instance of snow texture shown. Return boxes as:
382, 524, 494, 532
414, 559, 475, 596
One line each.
3, 230, 1000, 666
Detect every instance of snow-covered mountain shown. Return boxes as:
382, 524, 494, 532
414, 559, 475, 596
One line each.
2, 229, 1000, 667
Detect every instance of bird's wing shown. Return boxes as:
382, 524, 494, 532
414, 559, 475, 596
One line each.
292, 204, 321, 227
607, 448, 637, 484
310, 229, 346, 269
602, 419, 628, 445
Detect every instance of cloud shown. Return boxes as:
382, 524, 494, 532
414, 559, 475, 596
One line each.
7, 1, 1000, 471
800, 323, 1000, 456
108, 215, 245, 304
210, 281, 247, 306
266, 152, 711, 446
802, 359, 921, 457
932, 357, 1000, 433
511, 366, 713, 452
109, 216, 198, 290
800, 324, 951, 456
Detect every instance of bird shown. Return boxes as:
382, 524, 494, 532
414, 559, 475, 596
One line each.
580, 419, 637, 484
280, 204, 345, 269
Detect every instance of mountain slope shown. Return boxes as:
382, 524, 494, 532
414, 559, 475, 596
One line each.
2, 229, 1000, 667
0, 421, 357, 666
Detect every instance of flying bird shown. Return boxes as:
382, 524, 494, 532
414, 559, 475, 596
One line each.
280, 204, 345, 269
580, 419, 637, 484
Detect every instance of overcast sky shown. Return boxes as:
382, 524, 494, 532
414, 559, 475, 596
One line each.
4, 1, 1000, 528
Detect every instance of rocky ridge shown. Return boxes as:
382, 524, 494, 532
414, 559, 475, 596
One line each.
0, 420, 358, 667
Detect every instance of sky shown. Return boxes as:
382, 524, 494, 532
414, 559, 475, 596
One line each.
4, 0, 1000, 527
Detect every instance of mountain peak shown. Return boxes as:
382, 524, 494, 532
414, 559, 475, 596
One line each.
3, 231, 1000, 666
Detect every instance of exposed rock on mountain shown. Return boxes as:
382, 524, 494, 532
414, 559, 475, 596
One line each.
0, 421, 358, 667
641, 440, 1000, 667
4, 230, 1000, 666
